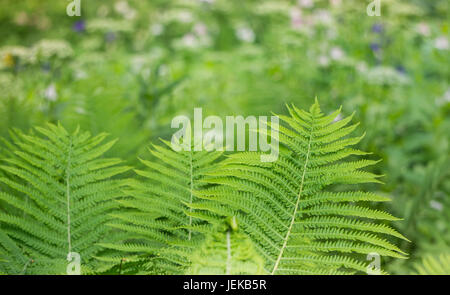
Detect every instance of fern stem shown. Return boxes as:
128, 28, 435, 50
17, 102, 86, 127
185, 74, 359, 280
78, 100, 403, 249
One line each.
188, 150, 194, 241
65, 138, 73, 255
20, 258, 32, 275
271, 114, 315, 275
226, 230, 231, 275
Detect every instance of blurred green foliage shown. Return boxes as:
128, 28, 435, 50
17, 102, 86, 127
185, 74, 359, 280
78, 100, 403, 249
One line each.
0, 0, 448, 274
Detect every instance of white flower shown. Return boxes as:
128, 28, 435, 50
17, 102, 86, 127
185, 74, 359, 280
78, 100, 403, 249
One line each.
114, 1, 129, 14
330, 0, 342, 7
330, 46, 344, 60
290, 8, 303, 29
318, 55, 330, 67
236, 27, 255, 43
44, 84, 58, 101
181, 33, 197, 48
314, 10, 333, 26
114, 1, 136, 20
193, 23, 207, 36
30, 40, 73, 62
298, 0, 313, 8
415, 22, 430, 37
434, 37, 449, 50
365, 66, 410, 85
178, 11, 193, 23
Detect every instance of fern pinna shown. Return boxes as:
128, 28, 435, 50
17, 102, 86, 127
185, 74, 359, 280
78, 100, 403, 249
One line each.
188, 218, 266, 275
195, 100, 408, 274
100, 140, 223, 274
0, 124, 130, 274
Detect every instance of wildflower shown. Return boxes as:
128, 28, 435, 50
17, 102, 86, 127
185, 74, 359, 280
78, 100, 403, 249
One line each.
290, 8, 303, 30
314, 10, 333, 26
194, 23, 207, 36
181, 33, 197, 48
371, 23, 383, 34
365, 66, 410, 85
298, 0, 313, 8
0, 46, 29, 68
434, 37, 449, 50
236, 27, 255, 43
318, 55, 330, 67
3, 53, 15, 68
30, 40, 73, 62
330, 47, 344, 60
415, 22, 430, 37
73, 20, 85, 33
114, 1, 137, 20
44, 84, 58, 101
86, 19, 133, 34
330, 0, 342, 7
370, 42, 380, 52
178, 11, 193, 23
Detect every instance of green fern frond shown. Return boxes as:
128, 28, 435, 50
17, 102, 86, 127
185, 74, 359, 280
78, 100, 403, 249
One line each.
0, 123, 130, 274
0, 228, 32, 274
100, 140, 222, 274
187, 220, 266, 275
412, 254, 450, 275
196, 100, 407, 274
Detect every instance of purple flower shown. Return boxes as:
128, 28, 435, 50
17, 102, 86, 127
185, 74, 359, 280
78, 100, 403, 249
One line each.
372, 23, 383, 34
370, 42, 380, 52
72, 20, 85, 33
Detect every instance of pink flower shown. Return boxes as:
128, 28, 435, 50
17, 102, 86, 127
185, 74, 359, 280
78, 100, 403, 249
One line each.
416, 22, 430, 37
194, 23, 207, 36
